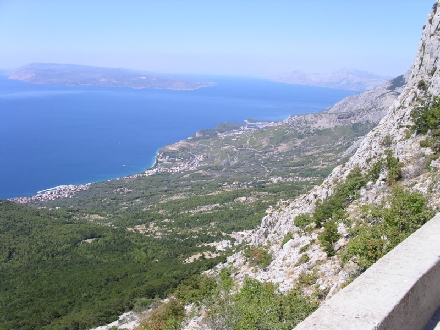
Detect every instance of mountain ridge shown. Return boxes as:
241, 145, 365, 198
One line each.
273, 68, 392, 91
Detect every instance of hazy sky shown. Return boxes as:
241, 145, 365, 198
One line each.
0, 0, 435, 77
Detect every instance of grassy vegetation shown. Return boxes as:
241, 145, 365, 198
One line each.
282, 232, 294, 246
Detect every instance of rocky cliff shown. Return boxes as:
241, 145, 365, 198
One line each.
210, 0, 440, 311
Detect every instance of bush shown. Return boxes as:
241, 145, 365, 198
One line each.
244, 246, 272, 268
367, 160, 383, 181
137, 298, 185, 330
318, 220, 341, 257
295, 253, 310, 267
282, 232, 294, 246
219, 268, 234, 291
420, 139, 431, 148
412, 96, 440, 134
382, 134, 393, 147
343, 188, 434, 268
294, 214, 313, 229
174, 274, 216, 304
313, 168, 366, 227
385, 150, 403, 184
297, 269, 319, 286
417, 80, 428, 91
206, 278, 318, 330
412, 95, 440, 157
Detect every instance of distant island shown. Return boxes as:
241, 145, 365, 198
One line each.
6, 63, 215, 90
272, 68, 391, 91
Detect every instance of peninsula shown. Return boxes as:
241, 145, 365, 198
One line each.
6, 63, 215, 90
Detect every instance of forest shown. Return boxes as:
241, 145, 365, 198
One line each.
0, 201, 222, 329
1, 121, 375, 328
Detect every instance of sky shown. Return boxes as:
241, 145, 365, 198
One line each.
0, 0, 436, 77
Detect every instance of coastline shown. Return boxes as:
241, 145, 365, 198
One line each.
9, 120, 281, 204
2, 77, 359, 203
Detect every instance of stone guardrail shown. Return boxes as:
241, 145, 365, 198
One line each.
294, 213, 440, 330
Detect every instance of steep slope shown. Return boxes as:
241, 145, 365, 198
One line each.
282, 73, 405, 135
228, 0, 440, 296
174, 3, 440, 329
326, 72, 408, 122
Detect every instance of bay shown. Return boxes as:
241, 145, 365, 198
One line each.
0, 75, 356, 199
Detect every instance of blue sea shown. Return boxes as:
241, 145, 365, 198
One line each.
0, 75, 357, 199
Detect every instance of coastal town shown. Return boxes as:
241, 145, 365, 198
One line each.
11, 184, 91, 204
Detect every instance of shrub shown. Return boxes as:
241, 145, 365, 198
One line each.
367, 160, 383, 181
206, 278, 318, 330
420, 139, 431, 148
297, 269, 319, 286
343, 188, 434, 269
174, 274, 216, 304
412, 96, 440, 134
313, 168, 366, 227
318, 220, 341, 257
412, 95, 440, 157
244, 246, 272, 268
385, 150, 403, 184
381, 134, 393, 147
219, 268, 234, 291
417, 79, 428, 91
282, 232, 294, 247
137, 298, 185, 330
294, 214, 313, 229
295, 253, 310, 267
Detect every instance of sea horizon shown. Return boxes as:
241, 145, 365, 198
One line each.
0, 75, 357, 199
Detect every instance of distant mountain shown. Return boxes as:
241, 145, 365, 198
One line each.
6, 63, 215, 90
272, 68, 392, 91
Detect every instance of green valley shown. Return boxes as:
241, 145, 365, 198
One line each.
3, 116, 376, 329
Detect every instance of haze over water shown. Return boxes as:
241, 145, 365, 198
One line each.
0, 76, 356, 199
